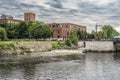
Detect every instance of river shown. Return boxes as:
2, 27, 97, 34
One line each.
0, 53, 120, 80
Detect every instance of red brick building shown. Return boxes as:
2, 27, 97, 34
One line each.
48, 23, 86, 40
24, 13, 36, 22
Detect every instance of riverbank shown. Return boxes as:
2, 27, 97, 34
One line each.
0, 41, 52, 55
0, 40, 117, 68
0, 41, 80, 55
0, 40, 117, 55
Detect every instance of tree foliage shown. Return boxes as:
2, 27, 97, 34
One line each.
65, 39, 72, 47
30, 22, 53, 39
0, 22, 53, 40
5, 23, 19, 39
0, 27, 7, 41
77, 31, 87, 40
102, 25, 119, 39
15, 21, 29, 39
70, 30, 79, 45
91, 25, 119, 40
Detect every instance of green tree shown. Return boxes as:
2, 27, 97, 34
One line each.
15, 21, 29, 39
102, 31, 107, 39
5, 23, 18, 39
70, 30, 79, 45
0, 27, 7, 41
30, 22, 53, 39
102, 25, 119, 39
77, 31, 87, 40
91, 30, 97, 39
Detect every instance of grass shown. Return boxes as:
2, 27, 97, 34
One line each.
0, 40, 58, 50
51, 41, 67, 50
0, 41, 17, 50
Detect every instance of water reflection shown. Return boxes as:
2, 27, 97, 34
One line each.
0, 53, 120, 80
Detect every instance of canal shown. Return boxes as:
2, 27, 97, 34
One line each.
0, 53, 120, 80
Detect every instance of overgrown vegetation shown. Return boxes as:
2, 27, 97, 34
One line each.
91, 25, 119, 39
0, 42, 16, 50
65, 39, 72, 47
65, 30, 79, 47
51, 41, 67, 49
77, 31, 87, 40
0, 27, 7, 41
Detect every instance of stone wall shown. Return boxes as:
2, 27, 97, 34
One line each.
18, 42, 52, 52
78, 41, 114, 52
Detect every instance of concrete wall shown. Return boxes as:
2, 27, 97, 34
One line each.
78, 41, 114, 51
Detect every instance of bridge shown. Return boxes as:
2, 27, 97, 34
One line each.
113, 36, 120, 52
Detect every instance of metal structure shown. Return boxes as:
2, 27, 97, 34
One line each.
95, 23, 102, 32
95, 23, 102, 39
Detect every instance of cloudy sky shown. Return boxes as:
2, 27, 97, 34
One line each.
0, 0, 120, 32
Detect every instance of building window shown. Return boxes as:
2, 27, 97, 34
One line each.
66, 25, 68, 28
58, 36, 60, 38
60, 25, 63, 28
57, 30, 60, 34
52, 25, 55, 27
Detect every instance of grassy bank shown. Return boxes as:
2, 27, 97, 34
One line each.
0, 41, 55, 54
0, 41, 17, 50
51, 41, 67, 50
0, 40, 79, 55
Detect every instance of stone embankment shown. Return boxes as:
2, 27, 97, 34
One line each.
0, 41, 116, 55
78, 41, 115, 52
0, 41, 52, 55
18, 42, 52, 52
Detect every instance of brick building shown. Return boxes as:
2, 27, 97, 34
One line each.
48, 23, 86, 40
24, 12, 36, 22
0, 14, 21, 24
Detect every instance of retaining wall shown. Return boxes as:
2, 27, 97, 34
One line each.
78, 41, 114, 52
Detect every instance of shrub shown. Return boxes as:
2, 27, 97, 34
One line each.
52, 42, 66, 49
0, 27, 7, 41
71, 37, 78, 46
0, 43, 16, 50
70, 30, 79, 46
65, 39, 72, 47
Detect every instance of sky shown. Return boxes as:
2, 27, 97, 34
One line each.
0, 0, 120, 33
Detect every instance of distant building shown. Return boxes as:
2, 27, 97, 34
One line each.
48, 23, 86, 40
1, 14, 13, 19
0, 19, 21, 24
24, 12, 36, 22
0, 14, 21, 24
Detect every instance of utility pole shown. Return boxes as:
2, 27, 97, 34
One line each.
95, 23, 102, 39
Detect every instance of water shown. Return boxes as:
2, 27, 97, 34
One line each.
0, 53, 120, 80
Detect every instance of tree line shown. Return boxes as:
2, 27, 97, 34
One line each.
91, 25, 119, 40
77, 25, 119, 40
0, 22, 119, 41
0, 22, 53, 40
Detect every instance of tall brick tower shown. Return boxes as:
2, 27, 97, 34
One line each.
24, 12, 36, 22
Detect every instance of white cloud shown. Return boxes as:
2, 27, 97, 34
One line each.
115, 27, 120, 33
0, 0, 119, 33
82, 0, 115, 5
62, 0, 78, 9
17, 0, 50, 8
